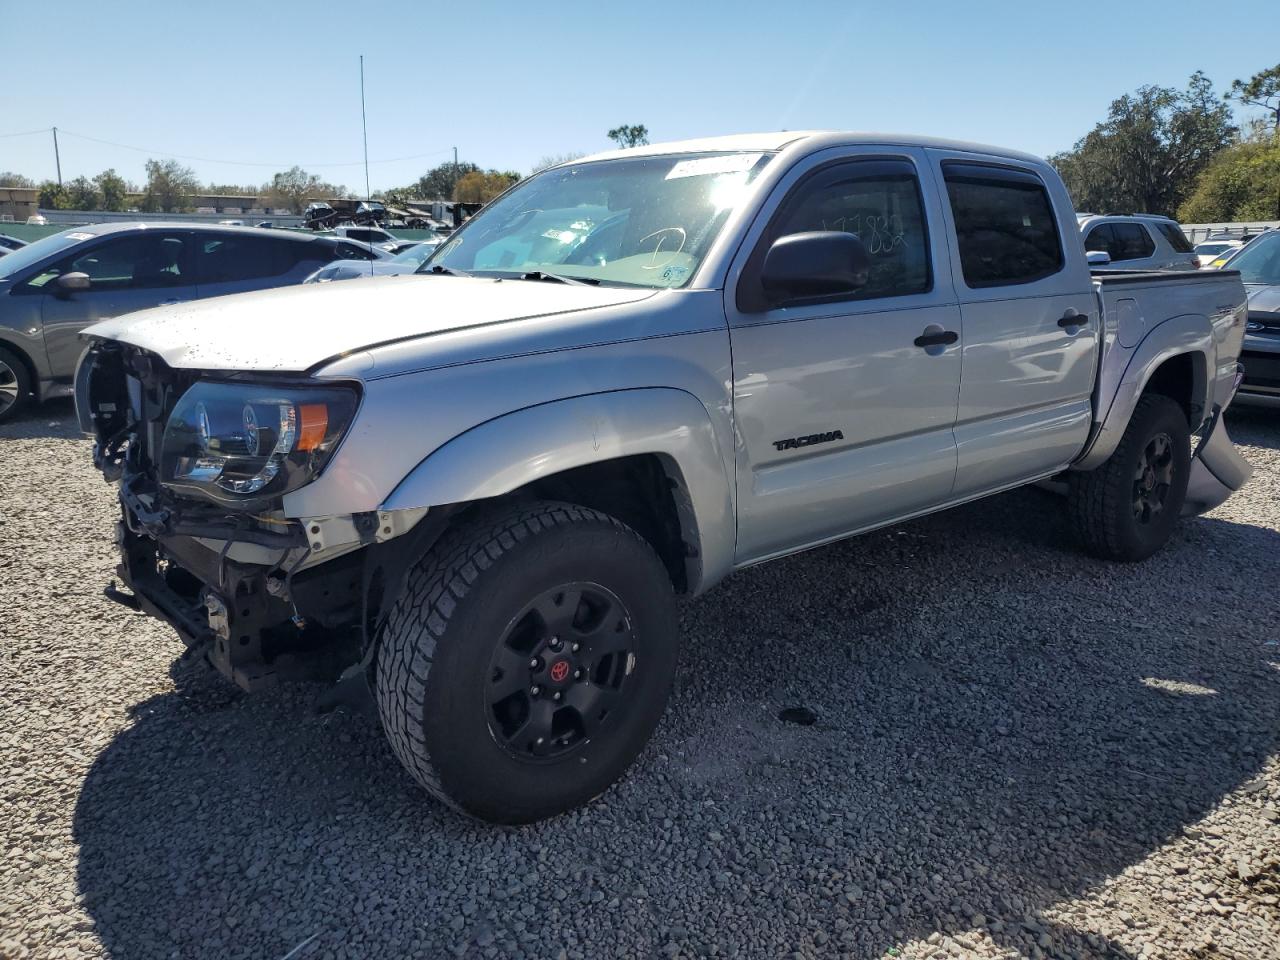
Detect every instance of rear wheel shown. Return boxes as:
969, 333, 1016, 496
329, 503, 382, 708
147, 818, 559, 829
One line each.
0, 346, 32, 424
375, 501, 679, 823
1068, 394, 1191, 561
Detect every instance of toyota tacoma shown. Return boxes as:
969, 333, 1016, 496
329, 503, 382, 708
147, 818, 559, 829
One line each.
77, 132, 1252, 823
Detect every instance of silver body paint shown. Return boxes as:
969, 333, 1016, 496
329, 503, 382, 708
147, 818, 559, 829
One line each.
83, 132, 1251, 595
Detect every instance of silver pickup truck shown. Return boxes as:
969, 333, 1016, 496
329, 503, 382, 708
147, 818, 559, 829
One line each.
77, 132, 1252, 823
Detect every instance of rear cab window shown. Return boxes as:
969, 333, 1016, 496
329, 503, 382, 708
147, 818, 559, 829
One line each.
942, 162, 1064, 288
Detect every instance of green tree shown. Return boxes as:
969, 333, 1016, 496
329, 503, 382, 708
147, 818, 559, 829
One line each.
1049, 72, 1235, 217
412, 160, 480, 200
1228, 62, 1280, 137
1179, 137, 1280, 223
531, 151, 585, 174
0, 171, 35, 188
265, 167, 345, 214
454, 169, 519, 203
607, 124, 649, 149
93, 169, 129, 211
37, 180, 73, 209
140, 158, 200, 212
65, 175, 100, 210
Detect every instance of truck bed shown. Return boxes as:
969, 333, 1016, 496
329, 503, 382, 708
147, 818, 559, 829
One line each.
1087, 266, 1246, 453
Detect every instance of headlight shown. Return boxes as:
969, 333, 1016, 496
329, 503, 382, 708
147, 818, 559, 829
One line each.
159, 381, 358, 504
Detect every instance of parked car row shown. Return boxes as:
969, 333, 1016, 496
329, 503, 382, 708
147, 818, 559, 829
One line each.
0, 223, 391, 421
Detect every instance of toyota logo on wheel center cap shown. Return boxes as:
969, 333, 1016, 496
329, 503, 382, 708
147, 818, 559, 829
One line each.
549, 659, 571, 683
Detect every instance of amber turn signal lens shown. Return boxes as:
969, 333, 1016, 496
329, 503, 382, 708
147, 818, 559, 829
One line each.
297, 403, 330, 451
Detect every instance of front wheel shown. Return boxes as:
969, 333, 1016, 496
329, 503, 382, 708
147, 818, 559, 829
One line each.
0, 346, 32, 424
375, 501, 679, 823
1068, 393, 1191, 561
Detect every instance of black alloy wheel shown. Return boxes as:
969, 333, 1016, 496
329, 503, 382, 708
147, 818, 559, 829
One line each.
486, 582, 635, 761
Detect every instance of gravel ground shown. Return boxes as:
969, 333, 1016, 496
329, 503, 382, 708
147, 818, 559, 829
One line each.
2, 399, 1278, 960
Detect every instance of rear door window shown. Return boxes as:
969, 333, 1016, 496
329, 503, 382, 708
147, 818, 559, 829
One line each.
195, 235, 294, 283
942, 163, 1063, 288
1111, 223, 1156, 261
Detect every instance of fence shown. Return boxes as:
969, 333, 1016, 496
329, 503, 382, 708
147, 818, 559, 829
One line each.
1181, 221, 1279, 244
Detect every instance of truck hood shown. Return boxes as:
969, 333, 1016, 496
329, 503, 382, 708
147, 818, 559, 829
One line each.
1245, 282, 1280, 314
83, 274, 655, 372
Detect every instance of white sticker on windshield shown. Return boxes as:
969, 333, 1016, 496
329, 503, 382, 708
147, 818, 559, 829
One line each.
665, 153, 763, 180
66, 232, 94, 240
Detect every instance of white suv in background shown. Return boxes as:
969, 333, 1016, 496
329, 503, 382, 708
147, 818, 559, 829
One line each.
1078, 214, 1198, 271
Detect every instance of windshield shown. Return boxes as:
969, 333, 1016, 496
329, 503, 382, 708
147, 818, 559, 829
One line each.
1226, 232, 1280, 285
424, 152, 772, 288
1195, 242, 1231, 256
391, 241, 440, 266
0, 229, 88, 280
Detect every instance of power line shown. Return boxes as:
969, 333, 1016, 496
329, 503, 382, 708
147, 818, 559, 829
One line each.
0, 127, 52, 139
16, 127, 452, 169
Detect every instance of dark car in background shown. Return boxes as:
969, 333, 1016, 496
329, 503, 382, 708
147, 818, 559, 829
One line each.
1228, 230, 1280, 407
0, 223, 387, 421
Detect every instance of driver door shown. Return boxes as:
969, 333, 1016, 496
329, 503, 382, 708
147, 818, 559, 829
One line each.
725, 149, 962, 563
33, 231, 194, 377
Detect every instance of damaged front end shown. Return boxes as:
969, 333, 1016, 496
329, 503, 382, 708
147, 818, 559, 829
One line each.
77, 340, 432, 693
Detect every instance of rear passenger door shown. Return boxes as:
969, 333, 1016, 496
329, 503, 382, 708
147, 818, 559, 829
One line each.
930, 154, 1098, 497
727, 148, 963, 562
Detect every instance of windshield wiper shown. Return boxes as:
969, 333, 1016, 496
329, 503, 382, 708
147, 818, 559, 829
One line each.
418, 264, 472, 278
517, 270, 600, 286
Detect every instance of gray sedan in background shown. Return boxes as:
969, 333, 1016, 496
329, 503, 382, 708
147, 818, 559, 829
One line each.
0, 223, 388, 421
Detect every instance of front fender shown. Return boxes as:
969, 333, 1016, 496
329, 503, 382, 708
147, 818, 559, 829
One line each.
1075, 314, 1212, 471
380, 388, 736, 594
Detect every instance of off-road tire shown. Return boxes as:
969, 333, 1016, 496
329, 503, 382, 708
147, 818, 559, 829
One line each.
0, 345, 32, 424
375, 500, 679, 824
1068, 394, 1191, 562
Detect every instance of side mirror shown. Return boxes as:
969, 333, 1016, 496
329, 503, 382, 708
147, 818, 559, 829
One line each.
760, 231, 871, 307
1086, 250, 1112, 266
55, 272, 91, 293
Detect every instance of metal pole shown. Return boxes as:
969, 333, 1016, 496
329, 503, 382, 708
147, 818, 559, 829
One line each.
52, 127, 62, 186
453, 146, 458, 199
359, 56, 371, 203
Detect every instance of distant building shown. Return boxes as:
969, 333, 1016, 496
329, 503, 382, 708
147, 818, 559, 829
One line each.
0, 186, 39, 222
121, 192, 290, 215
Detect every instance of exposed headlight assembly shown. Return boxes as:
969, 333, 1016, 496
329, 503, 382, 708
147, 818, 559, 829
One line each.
159, 381, 358, 504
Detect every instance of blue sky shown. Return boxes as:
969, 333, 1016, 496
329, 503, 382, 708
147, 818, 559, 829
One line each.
1, 0, 1276, 192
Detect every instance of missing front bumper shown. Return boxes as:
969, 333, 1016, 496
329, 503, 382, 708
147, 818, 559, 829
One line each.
114, 524, 362, 691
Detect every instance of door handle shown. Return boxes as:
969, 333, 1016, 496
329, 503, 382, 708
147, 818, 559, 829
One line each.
913, 329, 959, 348
160, 299, 187, 305
1058, 310, 1088, 329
